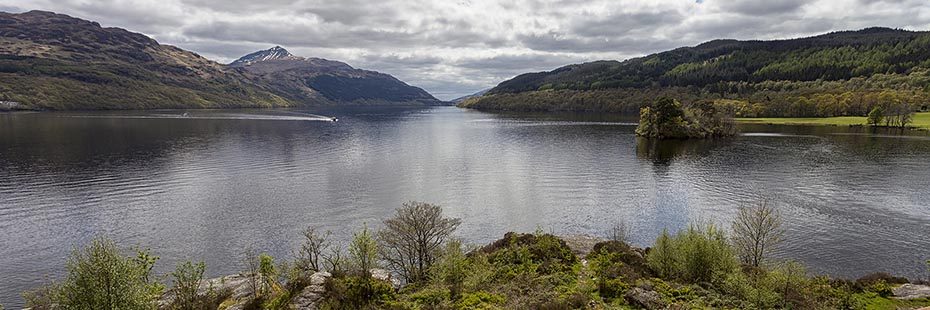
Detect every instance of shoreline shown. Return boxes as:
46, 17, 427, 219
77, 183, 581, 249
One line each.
737, 112, 930, 131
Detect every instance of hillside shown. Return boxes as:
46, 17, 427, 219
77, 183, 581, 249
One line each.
0, 10, 292, 110
0, 11, 444, 110
461, 28, 930, 117
229, 46, 444, 106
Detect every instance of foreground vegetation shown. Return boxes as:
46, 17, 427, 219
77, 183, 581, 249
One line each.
19, 202, 930, 309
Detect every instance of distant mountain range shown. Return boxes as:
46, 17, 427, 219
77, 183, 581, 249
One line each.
0, 10, 444, 110
450, 88, 489, 104
461, 27, 930, 116
229, 46, 441, 105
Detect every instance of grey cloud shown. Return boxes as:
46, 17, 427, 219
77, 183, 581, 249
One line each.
4, 0, 930, 99
570, 10, 684, 38
518, 31, 680, 54
714, 0, 808, 15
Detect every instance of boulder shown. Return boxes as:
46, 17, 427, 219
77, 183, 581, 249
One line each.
290, 271, 332, 310
370, 268, 402, 289
625, 287, 667, 310
159, 274, 256, 310
893, 284, 930, 300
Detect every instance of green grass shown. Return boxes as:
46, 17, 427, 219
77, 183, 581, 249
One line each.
737, 112, 930, 130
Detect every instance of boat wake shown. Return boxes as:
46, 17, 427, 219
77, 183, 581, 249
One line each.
59, 111, 337, 122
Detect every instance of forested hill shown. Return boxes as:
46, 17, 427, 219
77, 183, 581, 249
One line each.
462, 28, 930, 117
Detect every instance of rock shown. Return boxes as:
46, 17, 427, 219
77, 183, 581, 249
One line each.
625, 287, 667, 310
159, 274, 256, 310
561, 235, 607, 256
290, 271, 331, 310
370, 268, 402, 289
893, 284, 930, 300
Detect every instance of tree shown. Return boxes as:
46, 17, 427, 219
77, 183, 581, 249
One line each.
349, 224, 380, 275
647, 229, 677, 279
867, 106, 884, 126
296, 226, 330, 273
431, 239, 469, 301
731, 201, 785, 268
55, 237, 163, 310
170, 261, 206, 310
379, 201, 462, 283
242, 247, 261, 299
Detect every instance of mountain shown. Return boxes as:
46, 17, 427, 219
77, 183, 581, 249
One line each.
461, 28, 930, 117
0, 11, 444, 110
450, 88, 489, 104
228, 46, 299, 66
228, 46, 445, 106
0, 10, 290, 110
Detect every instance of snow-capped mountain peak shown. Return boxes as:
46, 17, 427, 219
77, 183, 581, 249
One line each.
229, 46, 298, 66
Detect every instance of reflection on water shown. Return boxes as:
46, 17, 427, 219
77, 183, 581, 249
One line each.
1, 107, 929, 307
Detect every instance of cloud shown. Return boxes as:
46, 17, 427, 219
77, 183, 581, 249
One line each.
3, 0, 930, 99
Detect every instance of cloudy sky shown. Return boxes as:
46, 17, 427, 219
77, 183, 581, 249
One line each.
3, 0, 930, 99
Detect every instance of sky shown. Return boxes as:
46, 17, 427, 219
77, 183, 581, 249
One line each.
3, 0, 930, 100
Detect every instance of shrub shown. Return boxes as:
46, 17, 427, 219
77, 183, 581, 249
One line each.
479, 232, 577, 277
54, 237, 163, 309
646, 224, 738, 284
456, 291, 505, 309
169, 261, 206, 309
322, 275, 395, 309
379, 201, 461, 283
587, 242, 647, 300
430, 239, 469, 300
349, 224, 380, 275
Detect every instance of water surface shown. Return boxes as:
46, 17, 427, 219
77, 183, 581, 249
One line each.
1, 107, 929, 307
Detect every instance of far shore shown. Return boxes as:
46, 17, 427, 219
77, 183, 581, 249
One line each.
737, 112, 930, 130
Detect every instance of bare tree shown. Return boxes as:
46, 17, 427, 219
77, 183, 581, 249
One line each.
379, 201, 462, 283
607, 219, 632, 244
242, 247, 260, 299
296, 226, 330, 272
731, 201, 785, 268
322, 243, 348, 276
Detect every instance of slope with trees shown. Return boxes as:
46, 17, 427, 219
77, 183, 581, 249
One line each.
461, 28, 930, 122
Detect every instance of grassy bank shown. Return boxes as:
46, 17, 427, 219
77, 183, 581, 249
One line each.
737, 112, 930, 130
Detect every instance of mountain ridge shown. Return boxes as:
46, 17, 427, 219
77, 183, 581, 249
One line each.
0, 10, 445, 110
227, 46, 444, 105
461, 27, 930, 116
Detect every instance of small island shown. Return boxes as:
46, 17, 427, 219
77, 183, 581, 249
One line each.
635, 97, 737, 139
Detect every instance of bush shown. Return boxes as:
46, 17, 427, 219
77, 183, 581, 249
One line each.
646, 223, 738, 284
169, 261, 206, 309
54, 237, 163, 309
349, 225, 380, 275
322, 275, 396, 309
587, 242, 647, 300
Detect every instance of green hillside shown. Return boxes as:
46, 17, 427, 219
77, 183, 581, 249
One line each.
462, 28, 930, 117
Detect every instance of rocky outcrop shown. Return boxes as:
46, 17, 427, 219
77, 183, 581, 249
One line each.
893, 284, 930, 300
158, 274, 256, 309
625, 287, 666, 310
289, 271, 331, 310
